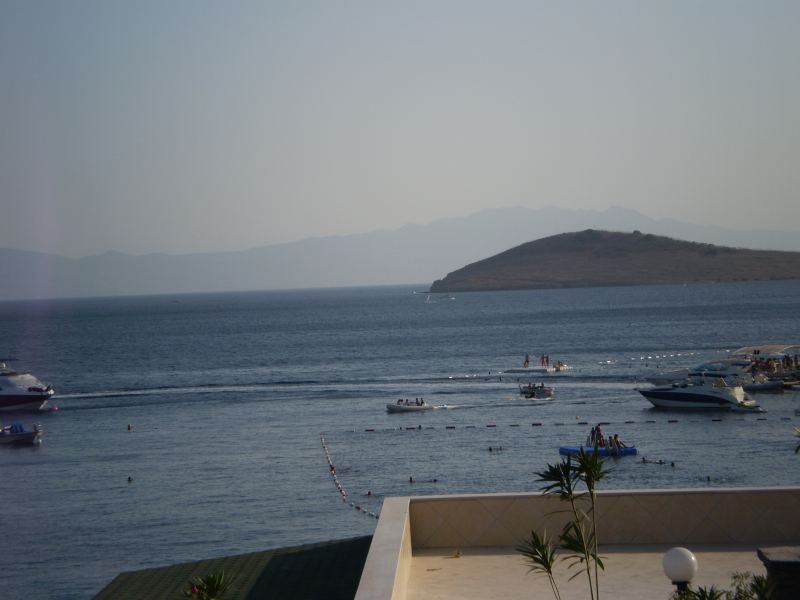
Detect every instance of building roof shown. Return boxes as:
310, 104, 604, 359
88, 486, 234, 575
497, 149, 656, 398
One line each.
93, 535, 372, 600
731, 344, 800, 357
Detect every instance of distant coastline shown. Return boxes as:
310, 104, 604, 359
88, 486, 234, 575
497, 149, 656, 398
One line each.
430, 229, 800, 293
5, 207, 800, 301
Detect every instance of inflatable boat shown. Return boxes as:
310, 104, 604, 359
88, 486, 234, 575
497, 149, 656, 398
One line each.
558, 445, 637, 457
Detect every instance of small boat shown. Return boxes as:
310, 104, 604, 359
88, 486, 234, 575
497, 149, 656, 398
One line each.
387, 402, 435, 413
646, 359, 754, 386
742, 378, 785, 393
0, 361, 55, 411
0, 422, 42, 446
519, 383, 554, 399
688, 367, 784, 394
637, 380, 759, 410
559, 445, 637, 457
647, 356, 788, 393
386, 400, 452, 413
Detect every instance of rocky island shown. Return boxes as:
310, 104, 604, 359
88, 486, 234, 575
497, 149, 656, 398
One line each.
430, 229, 800, 293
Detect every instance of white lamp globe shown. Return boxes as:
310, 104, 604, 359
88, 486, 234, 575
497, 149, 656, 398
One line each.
662, 547, 698, 584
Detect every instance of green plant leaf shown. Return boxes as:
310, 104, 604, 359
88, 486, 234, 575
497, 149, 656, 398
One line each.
537, 460, 580, 500
183, 570, 235, 600
516, 529, 557, 576
575, 449, 606, 492
688, 586, 726, 600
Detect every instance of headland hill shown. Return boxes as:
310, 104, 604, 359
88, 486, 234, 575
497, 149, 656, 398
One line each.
430, 229, 800, 293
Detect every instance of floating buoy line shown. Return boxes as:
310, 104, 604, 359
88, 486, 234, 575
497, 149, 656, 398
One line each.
320, 432, 379, 520
357, 414, 792, 433
596, 347, 780, 366
597, 350, 714, 365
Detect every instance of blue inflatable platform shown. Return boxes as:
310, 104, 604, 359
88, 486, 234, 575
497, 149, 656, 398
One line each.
558, 445, 637, 457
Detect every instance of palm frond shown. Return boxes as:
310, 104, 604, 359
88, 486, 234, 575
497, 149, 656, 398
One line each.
516, 530, 557, 576
748, 573, 773, 600
690, 586, 725, 600
537, 460, 579, 500
516, 529, 562, 600
575, 449, 606, 492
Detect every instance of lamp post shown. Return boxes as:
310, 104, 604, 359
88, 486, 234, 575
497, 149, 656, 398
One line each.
663, 547, 698, 593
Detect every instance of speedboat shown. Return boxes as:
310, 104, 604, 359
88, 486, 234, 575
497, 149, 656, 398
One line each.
645, 360, 752, 386
646, 358, 757, 384
519, 383, 554, 399
740, 377, 784, 393
387, 398, 438, 413
637, 380, 759, 410
387, 402, 434, 413
647, 358, 784, 393
0, 361, 54, 411
0, 422, 42, 445
386, 399, 452, 413
687, 366, 784, 393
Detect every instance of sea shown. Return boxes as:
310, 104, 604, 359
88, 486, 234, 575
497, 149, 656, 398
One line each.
1, 280, 800, 599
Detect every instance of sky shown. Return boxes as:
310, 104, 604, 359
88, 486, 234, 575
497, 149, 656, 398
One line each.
1, 1, 798, 257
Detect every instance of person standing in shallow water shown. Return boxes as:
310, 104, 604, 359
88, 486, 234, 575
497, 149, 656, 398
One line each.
593, 424, 603, 446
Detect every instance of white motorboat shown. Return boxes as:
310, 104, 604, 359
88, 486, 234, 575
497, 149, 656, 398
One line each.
519, 383, 554, 399
386, 402, 434, 413
647, 358, 785, 393
0, 361, 54, 411
686, 361, 785, 393
646, 359, 753, 386
386, 399, 451, 413
719, 371, 785, 393
637, 380, 759, 410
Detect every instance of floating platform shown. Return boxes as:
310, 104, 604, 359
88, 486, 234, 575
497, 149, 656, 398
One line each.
558, 445, 637, 457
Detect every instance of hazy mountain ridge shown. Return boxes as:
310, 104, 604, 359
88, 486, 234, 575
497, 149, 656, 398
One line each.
430, 229, 800, 292
2, 206, 800, 300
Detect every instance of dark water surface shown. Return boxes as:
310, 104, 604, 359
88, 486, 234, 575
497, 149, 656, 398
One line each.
1, 281, 799, 599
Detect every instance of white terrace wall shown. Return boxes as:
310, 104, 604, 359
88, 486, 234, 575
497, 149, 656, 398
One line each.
355, 497, 412, 600
355, 487, 800, 600
408, 487, 800, 549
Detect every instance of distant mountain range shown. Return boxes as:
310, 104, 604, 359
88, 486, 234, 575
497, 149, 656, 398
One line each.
3, 205, 800, 300
430, 229, 800, 292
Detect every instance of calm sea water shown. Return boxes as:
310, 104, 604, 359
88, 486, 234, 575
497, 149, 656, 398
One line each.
1, 281, 799, 599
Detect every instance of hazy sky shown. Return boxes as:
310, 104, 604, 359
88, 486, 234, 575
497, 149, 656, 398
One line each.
1, 1, 798, 257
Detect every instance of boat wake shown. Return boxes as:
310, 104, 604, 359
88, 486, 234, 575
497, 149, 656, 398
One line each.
59, 384, 283, 401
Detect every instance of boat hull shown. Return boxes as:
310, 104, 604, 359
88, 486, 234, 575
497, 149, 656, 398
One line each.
521, 388, 554, 399
386, 403, 434, 413
0, 430, 41, 445
743, 380, 784, 393
637, 384, 754, 409
0, 394, 51, 412
0, 367, 55, 411
559, 445, 637, 457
